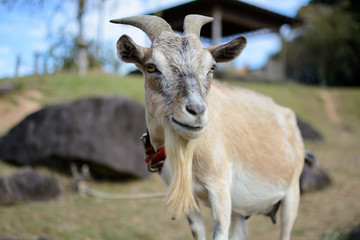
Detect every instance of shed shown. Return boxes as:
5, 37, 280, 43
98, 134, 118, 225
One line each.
150, 0, 301, 44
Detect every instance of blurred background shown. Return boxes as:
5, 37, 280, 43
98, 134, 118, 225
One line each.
0, 0, 359, 86
0, 0, 359, 240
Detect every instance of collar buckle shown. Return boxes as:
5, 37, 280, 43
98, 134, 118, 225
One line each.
141, 132, 166, 173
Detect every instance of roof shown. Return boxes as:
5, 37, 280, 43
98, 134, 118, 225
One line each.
149, 0, 302, 38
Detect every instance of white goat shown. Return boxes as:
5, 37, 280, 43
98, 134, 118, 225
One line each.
111, 14, 304, 240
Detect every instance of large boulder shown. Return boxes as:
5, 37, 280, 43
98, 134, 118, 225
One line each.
297, 116, 324, 141
300, 152, 332, 193
0, 81, 18, 96
0, 167, 61, 205
348, 225, 360, 240
0, 96, 149, 179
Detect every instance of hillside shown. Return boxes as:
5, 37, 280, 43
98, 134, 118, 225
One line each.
0, 73, 359, 240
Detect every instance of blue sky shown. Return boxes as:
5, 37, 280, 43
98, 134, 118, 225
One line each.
0, 0, 310, 78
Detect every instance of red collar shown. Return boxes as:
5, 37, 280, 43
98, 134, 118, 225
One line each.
141, 132, 166, 173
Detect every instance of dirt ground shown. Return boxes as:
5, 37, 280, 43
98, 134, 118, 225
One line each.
320, 90, 342, 126
0, 90, 42, 135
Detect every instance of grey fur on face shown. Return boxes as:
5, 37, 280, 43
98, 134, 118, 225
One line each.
112, 14, 246, 140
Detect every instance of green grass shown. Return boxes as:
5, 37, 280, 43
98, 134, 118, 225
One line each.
337, 87, 360, 129
1, 72, 360, 240
15, 72, 145, 105
322, 232, 349, 240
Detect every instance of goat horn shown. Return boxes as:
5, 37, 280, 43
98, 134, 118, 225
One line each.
183, 14, 214, 38
110, 15, 173, 42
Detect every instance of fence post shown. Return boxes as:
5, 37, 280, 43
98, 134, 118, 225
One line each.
43, 54, 48, 75
15, 55, 21, 78
34, 52, 40, 75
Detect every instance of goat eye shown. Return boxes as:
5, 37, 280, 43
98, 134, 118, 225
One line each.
146, 64, 157, 73
209, 65, 216, 73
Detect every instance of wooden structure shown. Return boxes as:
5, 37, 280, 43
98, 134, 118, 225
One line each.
150, 0, 301, 45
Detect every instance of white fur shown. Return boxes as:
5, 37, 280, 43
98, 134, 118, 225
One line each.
116, 15, 304, 240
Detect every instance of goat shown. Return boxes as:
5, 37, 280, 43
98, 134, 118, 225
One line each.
111, 14, 304, 240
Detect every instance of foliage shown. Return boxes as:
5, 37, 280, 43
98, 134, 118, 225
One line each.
1, 0, 107, 74
284, 0, 360, 86
311, 0, 343, 5
47, 35, 102, 71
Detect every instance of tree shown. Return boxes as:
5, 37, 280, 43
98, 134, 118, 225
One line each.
1, 0, 105, 76
284, 0, 360, 86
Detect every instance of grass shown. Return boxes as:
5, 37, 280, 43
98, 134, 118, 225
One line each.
14, 72, 145, 105
322, 232, 348, 240
1, 72, 360, 240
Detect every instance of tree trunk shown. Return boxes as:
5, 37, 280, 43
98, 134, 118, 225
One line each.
95, 0, 105, 60
78, 47, 88, 76
77, 0, 88, 76
280, 34, 287, 81
318, 57, 327, 86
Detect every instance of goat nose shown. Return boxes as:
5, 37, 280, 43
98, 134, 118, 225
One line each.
186, 102, 206, 116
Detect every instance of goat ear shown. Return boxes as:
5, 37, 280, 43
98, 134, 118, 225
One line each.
116, 35, 147, 67
207, 36, 247, 63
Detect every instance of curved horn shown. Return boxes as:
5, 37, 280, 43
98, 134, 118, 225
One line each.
110, 15, 173, 42
183, 14, 214, 38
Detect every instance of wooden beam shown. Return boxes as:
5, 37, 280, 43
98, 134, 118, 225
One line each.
212, 4, 222, 45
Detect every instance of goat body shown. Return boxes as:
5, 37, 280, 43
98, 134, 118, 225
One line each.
112, 14, 304, 240
160, 81, 304, 239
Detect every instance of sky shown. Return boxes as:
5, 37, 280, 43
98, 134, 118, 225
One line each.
0, 0, 310, 78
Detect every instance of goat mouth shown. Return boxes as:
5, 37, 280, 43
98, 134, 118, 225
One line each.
171, 117, 203, 131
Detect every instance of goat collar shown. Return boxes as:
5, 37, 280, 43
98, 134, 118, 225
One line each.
141, 132, 166, 173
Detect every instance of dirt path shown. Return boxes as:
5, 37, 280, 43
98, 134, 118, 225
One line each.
0, 90, 42, 135
320, 90, 342, 126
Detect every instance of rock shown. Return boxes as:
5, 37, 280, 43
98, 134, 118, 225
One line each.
0, 167, 61, 205
348, 225, 360, 240
0, 81, 18, 96
297, 116, 324, 141
300, 152, 332, 193
0, 96, 148, 180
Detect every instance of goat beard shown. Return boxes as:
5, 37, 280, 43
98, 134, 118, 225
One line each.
164, 126, 199, 217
